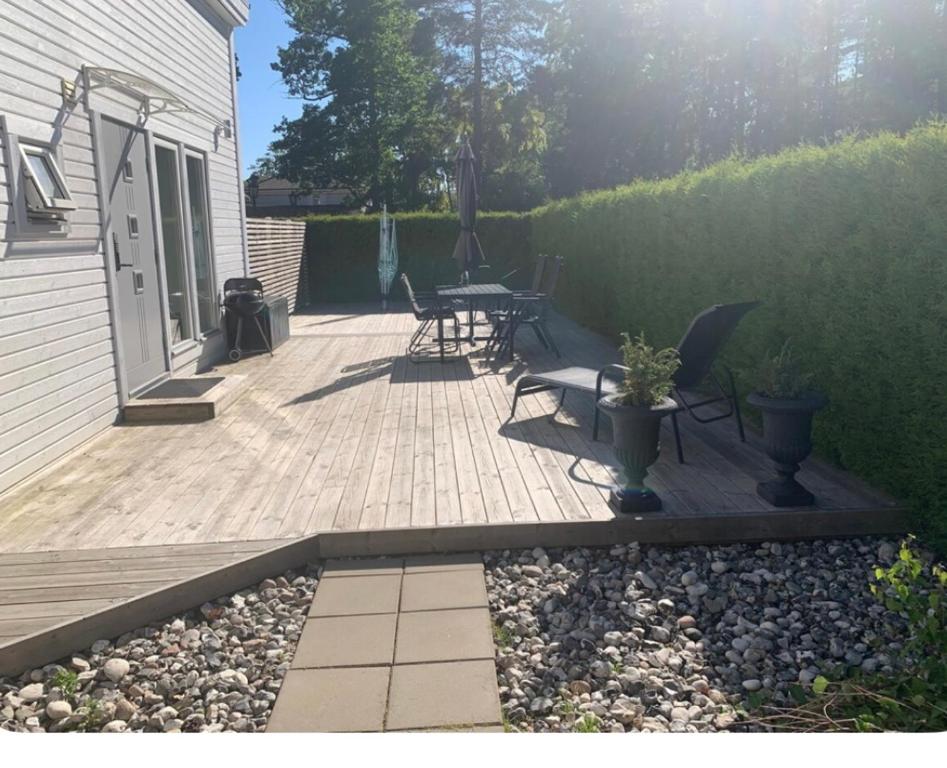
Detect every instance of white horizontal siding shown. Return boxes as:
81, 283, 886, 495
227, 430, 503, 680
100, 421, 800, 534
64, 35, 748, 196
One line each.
0, 0, 246, 495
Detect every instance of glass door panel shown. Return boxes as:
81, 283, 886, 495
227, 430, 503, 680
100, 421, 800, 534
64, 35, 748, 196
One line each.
185, 154, 217, 334
154, 145, 192, 344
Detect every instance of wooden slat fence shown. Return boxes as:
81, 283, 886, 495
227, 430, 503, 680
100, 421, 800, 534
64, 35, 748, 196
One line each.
246, 218, 308, 313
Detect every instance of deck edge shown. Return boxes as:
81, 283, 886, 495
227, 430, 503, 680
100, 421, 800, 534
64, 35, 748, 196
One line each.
0, 504, 912, 677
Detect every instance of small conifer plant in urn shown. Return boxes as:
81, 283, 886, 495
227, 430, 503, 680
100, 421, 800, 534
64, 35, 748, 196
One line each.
747, 341, 827, 506
597, 333, 680, 513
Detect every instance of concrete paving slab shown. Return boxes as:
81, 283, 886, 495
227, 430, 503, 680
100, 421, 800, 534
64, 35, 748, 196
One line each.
386, 660, 502, 731
309, 573, 401, 617
395, 607, 494, 664
266, 667, 390, 732
400, 570, 488, 612
402, 553, 483, 573
322, 558, 405, 578
294, 613, 397, 668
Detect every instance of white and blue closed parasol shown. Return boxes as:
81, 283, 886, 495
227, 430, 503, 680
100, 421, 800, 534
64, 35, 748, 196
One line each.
378, 205, 399, 310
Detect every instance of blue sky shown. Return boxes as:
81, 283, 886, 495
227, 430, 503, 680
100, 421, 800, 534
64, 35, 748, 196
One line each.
235, 0, 302, 177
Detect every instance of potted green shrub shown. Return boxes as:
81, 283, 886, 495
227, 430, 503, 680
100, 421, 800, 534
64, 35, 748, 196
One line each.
747, 341, 827, 506
597, 333, 680, 513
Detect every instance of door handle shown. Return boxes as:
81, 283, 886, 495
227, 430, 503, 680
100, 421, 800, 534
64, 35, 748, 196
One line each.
113, 232, 133, 271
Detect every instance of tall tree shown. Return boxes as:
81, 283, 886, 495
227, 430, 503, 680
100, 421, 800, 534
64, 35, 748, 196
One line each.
257, 0, 947, 210
417, 0, 552, 189
270, 0, 445, 209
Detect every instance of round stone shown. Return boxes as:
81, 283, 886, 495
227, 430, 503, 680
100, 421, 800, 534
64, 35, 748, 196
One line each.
590, 660, 612, 678
91, 640, 112, 654
677, 615, 697, 630
114, 699, 138, 721
103, 658, 130, 683
18, 683, 44, 703
569, 680, 591, 696
529, 697, 553, 714
650, 626, 671, 643
670, 706, 690, 722
46, 700, 72, 720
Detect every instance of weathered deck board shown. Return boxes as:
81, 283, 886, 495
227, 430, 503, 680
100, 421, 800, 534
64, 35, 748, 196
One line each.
0, 540, 278, 646
0, 295, 911, 671
0, 304, 901, 559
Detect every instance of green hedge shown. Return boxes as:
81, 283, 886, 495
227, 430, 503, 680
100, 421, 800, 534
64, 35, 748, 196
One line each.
531, 125, 947, 546
304, 211, 534, 303
300, 125, 947, 544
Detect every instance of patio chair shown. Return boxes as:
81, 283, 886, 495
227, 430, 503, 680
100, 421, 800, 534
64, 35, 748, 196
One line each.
500, 254, 549, 297
667, 300, 761, 461
400, 273, 462, 363
508, 300, 760, 462
485, 255, 563, 361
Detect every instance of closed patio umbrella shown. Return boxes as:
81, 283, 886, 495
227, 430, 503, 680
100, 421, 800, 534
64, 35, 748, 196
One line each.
451, 139, 485, 283
378, 205, 398, 311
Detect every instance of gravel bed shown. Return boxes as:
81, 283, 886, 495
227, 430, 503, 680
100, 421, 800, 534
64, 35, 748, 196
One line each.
0, 568, 318, 732
485, 538, 908, 732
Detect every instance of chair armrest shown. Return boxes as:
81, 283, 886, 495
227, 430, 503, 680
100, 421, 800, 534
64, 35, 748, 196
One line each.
596, 364, 630, 401
500, 268, 519, 283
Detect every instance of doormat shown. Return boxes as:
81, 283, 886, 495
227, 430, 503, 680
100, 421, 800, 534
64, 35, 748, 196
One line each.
138, 377, 225, 400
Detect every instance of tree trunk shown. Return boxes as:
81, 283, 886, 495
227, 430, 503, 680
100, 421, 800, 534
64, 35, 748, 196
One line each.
472, 0, 484, 193
939, 0, 947, 114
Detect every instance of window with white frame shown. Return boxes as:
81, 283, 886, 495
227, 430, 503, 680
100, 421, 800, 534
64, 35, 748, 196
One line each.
0, 117, 76, 241
19, 142, 76, 221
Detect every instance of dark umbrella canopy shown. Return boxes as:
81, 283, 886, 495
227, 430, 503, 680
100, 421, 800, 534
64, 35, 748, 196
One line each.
451, 139, 485, 278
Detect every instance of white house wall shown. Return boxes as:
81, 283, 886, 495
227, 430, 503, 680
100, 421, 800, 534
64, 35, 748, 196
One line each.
0, 0, 249, 494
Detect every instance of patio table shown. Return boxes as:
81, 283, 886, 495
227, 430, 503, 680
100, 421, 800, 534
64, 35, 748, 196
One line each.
436, 283, 514, 351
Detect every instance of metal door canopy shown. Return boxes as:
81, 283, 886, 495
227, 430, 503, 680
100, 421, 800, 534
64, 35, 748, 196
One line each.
82, 66, 231, 136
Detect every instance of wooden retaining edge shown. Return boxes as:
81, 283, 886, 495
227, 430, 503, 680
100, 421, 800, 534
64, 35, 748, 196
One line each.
0, 504, 911, 676
314, 505, 913, 558
0, 537, 319, 677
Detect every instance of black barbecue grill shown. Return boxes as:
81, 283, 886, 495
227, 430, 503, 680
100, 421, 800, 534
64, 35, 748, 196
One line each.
222, 277, 273, 361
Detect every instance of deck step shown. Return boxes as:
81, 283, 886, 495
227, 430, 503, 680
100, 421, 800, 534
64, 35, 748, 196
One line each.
122, 374, 247, 424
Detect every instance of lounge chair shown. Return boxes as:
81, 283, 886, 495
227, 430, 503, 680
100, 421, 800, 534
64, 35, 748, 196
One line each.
400, 273, 462, 363
667, 301, 761, 460
508, 301, 760, 462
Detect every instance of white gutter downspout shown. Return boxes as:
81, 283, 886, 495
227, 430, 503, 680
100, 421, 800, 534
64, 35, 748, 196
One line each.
228, 29, 251, 278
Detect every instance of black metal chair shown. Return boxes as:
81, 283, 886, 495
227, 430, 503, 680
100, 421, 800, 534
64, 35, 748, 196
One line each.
667, 301, 761, 462
486, 255, 562, 361
400, 273, 462, 363
508, 300, 760, 463
499, 254, 549, 297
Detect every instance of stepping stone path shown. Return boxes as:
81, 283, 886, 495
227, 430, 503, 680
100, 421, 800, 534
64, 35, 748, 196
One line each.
267, 554, 502, 732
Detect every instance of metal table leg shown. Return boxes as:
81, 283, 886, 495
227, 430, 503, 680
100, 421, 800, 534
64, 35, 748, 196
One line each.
467, 298, 476, 345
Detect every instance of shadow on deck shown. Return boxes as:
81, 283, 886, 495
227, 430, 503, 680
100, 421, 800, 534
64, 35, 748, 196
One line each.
0, 303, 908, 674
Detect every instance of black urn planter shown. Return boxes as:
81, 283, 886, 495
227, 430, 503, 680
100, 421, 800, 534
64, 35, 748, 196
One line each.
747, 391, 827, 507
597, 394, 678, 514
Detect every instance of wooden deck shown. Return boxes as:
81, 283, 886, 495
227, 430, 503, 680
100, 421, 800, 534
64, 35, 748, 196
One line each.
0, 304, 907, 658
0, 540, 280, 647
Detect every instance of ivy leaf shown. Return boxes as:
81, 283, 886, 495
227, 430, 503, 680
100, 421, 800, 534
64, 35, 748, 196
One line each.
789, 684, 808, 704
